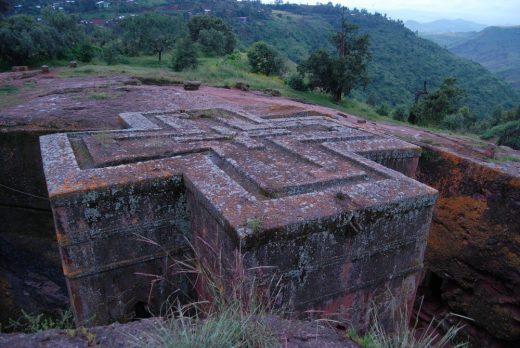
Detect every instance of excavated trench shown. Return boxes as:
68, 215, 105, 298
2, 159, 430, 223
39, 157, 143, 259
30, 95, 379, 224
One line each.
0, 78, 518, 345
2, 130, 518, 347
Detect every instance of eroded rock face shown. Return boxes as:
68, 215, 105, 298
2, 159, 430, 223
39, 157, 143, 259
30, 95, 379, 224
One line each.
40, 108, 437, 328
417, 146, 520, 342
0, 132, 68, 325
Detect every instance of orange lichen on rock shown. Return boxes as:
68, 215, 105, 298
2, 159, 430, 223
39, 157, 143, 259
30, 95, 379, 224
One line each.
417, 146, 520, 342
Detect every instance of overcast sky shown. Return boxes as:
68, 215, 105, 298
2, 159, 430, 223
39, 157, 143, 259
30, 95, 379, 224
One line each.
266, 1, 520, 25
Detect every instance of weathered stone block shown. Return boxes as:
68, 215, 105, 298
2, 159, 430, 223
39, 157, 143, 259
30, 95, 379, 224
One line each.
11, 66, 28, 72
183, 80, 201, 91
41, 109, 437, 327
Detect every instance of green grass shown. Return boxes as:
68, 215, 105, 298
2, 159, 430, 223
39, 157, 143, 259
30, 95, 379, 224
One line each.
0, 85, 21, 108
246, 217, 263, 233
0, 83, 36, 108
128, 237, 279, 348
133, 301, 278, 348
0, 84, 19, 94
500, 155, 520, 162
345, 297, 469, 348
5, 309, 74, 333
57, 52, 385, 121
88, 92, 111, 100
487, 155, 520, 163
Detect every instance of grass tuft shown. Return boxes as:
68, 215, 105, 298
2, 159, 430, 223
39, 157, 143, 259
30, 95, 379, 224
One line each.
0, 85, 19, 94
346, 296, 469, 348
246, 217, 263, 233
134, 300, 277, 348
6, 309, 74, 333
128, 237, 280, 348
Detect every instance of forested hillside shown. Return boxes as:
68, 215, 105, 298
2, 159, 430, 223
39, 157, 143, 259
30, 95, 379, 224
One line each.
2, 0, 519, 117
234, 4, 518, 117
422, 31, 477, 48
449, 26, 520, 89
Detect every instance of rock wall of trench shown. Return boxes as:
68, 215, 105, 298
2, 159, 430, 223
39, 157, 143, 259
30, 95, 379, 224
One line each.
2, 127, 519, 346
416, 146, 520, 344
0, 131, 68, 327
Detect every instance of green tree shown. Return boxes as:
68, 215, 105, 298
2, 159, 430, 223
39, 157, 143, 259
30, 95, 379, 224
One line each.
376, 103, 390, 116
0, 15, 63, 65
42, 7, 82, 45
491, 104, 520, 126
198, 28, 227, 56
121, 13, 184, 63
102, 41, 123, 65
409, 77, 465, 126
391, 106, 407, 121
247, 41, 286, 76
490, 105, 504, 126
285, 72, 308, 91
74, 41, 96, 63
171, 38, 198, 72
188, 16, 236, 55
497, 121, 520, 150
90, 26, 114, 47
298, 14, 370, 102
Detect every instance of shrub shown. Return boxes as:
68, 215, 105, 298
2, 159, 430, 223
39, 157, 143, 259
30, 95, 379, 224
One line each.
376, 103, 390, 116
247, 41, 286, 76
7, 309, 74, 333
410, 77, 465, 126
223, 51, 241, 63
366, 93, 378, 106
101, 41, 123, 65
391, 106, 407, 121
497, 120, 520, 150
75, 41, 97, 63
285, 73, 308, 91
441, 113, 465, 131
171, 39, 198, 72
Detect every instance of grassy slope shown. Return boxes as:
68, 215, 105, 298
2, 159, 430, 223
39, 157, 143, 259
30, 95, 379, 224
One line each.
449, 26, 520, 89
4, 2, 519, 118
56, 53, 382, 121
231, 10, 519, 118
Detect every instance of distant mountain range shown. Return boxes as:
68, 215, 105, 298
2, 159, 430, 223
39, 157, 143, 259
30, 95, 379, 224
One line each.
405, 19, 487, 34
421, 26, 520, 90
449, 26, 520, 89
